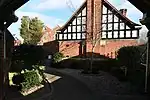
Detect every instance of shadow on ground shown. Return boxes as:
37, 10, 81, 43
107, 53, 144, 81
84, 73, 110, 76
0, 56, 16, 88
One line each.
6, 82, 51, 100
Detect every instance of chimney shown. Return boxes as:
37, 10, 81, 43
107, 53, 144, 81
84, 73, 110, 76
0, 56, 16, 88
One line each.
87, 0, 102, 39
119, 9, 127, 16
86, 0, 103, 53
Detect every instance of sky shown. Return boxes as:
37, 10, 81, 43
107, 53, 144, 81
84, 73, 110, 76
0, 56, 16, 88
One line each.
8, 0, 147, 40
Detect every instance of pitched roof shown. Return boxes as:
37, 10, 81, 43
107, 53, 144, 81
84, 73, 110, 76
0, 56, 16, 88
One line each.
103, 0, 140, 28
57, 0, 140, 32
57, 1, 86, 31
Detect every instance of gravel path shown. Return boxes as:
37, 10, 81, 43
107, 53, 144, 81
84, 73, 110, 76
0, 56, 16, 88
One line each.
56, 68, 130, 95
52, 68, 149, 100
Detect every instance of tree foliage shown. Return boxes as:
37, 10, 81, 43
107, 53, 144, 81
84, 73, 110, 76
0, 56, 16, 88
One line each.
20, 16, 44, 45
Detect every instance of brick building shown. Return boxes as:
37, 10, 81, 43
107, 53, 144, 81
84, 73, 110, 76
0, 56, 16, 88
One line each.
39, 26, 60, 56
55, 0, 141, 58
39, 26, 60, 45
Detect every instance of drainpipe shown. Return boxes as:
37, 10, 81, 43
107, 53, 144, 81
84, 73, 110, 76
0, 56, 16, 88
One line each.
140, 13, 150, 93
145, 31, 150, 93
1, 23, 7, 100
3, 22, 6, 65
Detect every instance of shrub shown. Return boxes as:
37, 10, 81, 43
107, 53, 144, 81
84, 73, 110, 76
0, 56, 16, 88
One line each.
21, 71, 41, 91
53, 52, 64, 63
92, 59, 119, 72
12, 44, 44, 70
117, 46, 141, 70
110, 68, 127, 81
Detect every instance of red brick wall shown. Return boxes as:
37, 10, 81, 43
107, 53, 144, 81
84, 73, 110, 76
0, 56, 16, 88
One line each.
59, 41, 81, 57
90, 40, 139, 58
43, 40, 59, 56
39, 26, 55, 45
59, 39, 139, 58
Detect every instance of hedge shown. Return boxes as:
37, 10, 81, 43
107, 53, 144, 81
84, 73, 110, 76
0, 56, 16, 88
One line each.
117, 46, 141, 70
21, 71, 41, 92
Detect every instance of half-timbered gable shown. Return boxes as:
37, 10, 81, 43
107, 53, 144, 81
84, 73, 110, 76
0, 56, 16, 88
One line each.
101, 0, 141, 39
55, 0, 141, 57
56, 0, 141, 41
56, 1, 87, 41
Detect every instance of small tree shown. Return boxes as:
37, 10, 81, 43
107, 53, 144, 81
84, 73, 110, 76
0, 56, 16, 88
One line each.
66, 0, 114, 72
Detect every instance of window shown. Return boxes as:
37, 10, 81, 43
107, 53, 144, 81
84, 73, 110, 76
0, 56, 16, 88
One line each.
103, 5, 107, 14
82, 17, 86, 24
72, 26, 76, 32
77, 18, 81, 25
108, 15, 113, 22
120, 23, 125, 30
77, 33, 81, 39
77, 26, 81, 32
82, 33, 86, 39
82, 8, 86, 16
64, 29, 67, 33
114, 31, 118, 38
114, 15, 118, 22
114, 23, 118, 30
108, 24, 112, 30
68, 34, 71, 39
126, 31, 131, 38
72, 19, 76, 25
102, 15, 107, 23
102, 32, 107, 38
59, 34, 63, 40
132, 30, 137, 37
68, 26, 71, 32
64, 34, 67, 39
120, 31, 124, 38
108, 32, 112, 38
73, 34, 76, 39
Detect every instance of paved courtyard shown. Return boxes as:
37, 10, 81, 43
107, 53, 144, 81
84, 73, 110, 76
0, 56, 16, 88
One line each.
5, 67, 149, 100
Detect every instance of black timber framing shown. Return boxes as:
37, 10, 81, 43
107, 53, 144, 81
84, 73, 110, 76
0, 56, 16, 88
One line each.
56, 1, 87, 41
101, 0, 141, 40
56, 0, 141, 41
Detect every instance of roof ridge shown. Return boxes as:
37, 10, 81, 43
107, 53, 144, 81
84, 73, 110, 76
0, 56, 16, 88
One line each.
57, 0, 140, 32
57, 1, 87, 31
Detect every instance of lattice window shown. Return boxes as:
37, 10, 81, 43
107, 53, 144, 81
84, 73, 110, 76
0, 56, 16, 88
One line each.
101, 4, 140, 39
